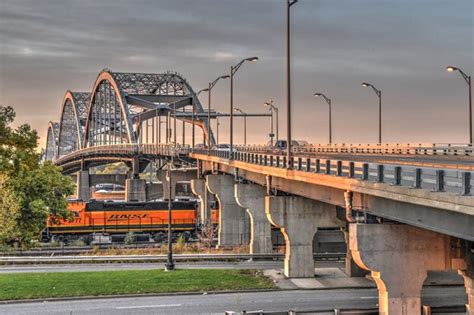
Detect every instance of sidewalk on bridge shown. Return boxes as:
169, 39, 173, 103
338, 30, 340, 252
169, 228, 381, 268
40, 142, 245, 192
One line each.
264, 268, 465, 290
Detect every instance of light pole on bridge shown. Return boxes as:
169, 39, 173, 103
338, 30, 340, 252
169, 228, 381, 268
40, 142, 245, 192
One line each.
361, 82, 382, 144
265, 99, 279, 147
234, 108, 247, 145
191, 88, 209, 152
313, 93, 332, 144
446, 66, 472, 144
286, 0, 299, 168
206, 75, 229, 155
229, 57, 258, 158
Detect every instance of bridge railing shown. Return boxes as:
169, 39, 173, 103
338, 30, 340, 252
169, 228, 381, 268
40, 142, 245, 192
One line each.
54, 143, 192, 165
234, 143, 473, 156
222, 151, 473, 195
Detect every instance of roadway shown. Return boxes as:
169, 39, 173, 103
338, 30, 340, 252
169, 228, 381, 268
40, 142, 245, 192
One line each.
292, 152, 474, 170
0, 287, 466, 314
0, 261, 287, 274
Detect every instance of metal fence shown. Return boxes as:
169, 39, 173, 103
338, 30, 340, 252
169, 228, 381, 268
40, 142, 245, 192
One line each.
224, 304, 466, 314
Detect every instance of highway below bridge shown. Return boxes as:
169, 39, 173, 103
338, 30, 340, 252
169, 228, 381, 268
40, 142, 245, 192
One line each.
0, 287, 467, 315
42, 69, 474, 314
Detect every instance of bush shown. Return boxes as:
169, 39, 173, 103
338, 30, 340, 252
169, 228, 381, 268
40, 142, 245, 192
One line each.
124, 232, 135, 245
174, 234, 186, 253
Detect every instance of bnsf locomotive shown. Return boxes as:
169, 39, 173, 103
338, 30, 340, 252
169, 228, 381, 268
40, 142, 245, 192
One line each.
43, 199, 218, 243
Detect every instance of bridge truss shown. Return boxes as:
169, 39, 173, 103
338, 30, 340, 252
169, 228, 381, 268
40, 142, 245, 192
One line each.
45, 69, 211, 161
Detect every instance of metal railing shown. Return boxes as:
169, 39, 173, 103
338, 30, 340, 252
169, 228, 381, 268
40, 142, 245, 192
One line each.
224, 304, 466, 314
54, 143, 192, 165
235, 143, 473, 156
55, 143, 473, 195
201, 150, 473, 195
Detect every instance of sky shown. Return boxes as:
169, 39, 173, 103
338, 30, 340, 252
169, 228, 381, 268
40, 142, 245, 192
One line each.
0, 0, 473, 148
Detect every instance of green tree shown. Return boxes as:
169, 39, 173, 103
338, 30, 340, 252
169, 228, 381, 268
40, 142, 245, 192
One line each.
0, 105, 74, 248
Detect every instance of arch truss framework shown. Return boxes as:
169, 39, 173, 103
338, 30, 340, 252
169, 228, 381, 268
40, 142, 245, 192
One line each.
45, 69, 213, 161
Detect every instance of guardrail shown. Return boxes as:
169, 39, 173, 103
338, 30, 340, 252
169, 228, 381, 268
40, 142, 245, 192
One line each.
194, 149, 473, 195
0, 253, 344, 265
224, 305, 467, 314
54, 142, 473, 167
235, 143, 473, 156
54, 143, 192, 165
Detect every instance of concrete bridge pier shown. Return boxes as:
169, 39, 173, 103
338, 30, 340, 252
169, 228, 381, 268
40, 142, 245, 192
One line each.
235, 183, 273, 254
191, 179, 211, 224
459, 244, 474, 315
265, 196, 341, 278
157, 168, 197, 200
460, 270, 474, 315
206, 174, 250, 248
349, 223, 451, 315
125, 178, 146, 202
76, 170, 91, 202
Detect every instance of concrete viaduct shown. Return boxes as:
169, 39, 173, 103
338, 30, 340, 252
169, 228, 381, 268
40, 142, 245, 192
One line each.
44, 69, 474, 314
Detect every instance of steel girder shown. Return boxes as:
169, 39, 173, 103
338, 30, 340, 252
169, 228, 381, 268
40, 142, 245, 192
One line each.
45, 121, 59, 161
83, 69, 213, 148
57, 91, 90, 158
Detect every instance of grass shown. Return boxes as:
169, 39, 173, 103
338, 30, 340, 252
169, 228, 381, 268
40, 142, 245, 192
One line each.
0, 269, 275, 301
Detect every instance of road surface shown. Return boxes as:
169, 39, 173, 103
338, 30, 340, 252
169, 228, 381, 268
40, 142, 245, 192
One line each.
0, 287, 466, 314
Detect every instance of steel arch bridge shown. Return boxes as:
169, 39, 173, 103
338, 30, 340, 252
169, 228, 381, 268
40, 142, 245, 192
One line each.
45, 69, 212, 163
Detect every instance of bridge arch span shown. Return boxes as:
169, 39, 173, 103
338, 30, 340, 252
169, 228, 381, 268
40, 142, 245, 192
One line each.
57, 91, 90, 157
84, 70, 136, 147
83, 69, 212, 148
45, 121, 59, 161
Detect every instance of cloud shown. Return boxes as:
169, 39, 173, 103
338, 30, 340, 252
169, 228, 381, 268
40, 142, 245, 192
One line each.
0, 0, 472, 146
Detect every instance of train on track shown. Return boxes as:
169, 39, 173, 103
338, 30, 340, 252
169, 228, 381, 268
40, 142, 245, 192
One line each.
42, 199, 218, 244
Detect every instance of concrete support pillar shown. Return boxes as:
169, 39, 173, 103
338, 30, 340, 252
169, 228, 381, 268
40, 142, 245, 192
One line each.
191, 179, 210, 224
350, 223, 450, 315
459, 244, 474, 315
125, 178, 146, 202
157, 169, 197, 200
265, 196, 341, 278
206, 175, 250, 247
77, 170, 91, 202
459, 271, 474, 315
342, 229, 368, 277
235, 183, 273, 254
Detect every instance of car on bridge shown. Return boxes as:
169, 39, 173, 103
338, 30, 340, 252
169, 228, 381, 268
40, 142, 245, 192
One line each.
270, 140, 309, 154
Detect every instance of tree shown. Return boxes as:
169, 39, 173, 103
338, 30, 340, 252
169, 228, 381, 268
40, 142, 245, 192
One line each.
0, 105, 74, 248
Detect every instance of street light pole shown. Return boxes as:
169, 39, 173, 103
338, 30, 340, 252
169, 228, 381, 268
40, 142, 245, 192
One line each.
173, 102, 177, 146
270, 107, 274, 146
362, 82, 382, 144
286, 0, 298, 168
229, 57, 259, 158
217, 115, 220, 145
314, 93, 332, 144
192, 88, 209, 152
164, 160, 175, 271
206, 75, 229, 155
265, 99, 279, 146
447, 66, 472, 144
234, 108, 247, 145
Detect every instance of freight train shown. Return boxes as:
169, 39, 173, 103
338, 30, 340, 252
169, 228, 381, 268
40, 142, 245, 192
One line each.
42, 199, 219, 243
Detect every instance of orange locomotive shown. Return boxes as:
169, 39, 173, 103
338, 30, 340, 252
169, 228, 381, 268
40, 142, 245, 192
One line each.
44, 200, 219, 242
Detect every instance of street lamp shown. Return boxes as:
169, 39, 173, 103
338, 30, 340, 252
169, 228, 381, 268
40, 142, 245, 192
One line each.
446, 66, 472, 144
234, 108, 247, 145
230, 56, 259, 158
191, 88, 209, 152
265, 99, 279, 146
361, 82, 382, 144
314, 93, 332, 144
164, 162, 175, 271
286, 0, 299, 168
207, 75, 229, 155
